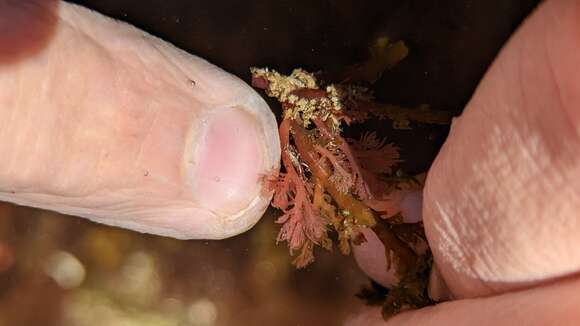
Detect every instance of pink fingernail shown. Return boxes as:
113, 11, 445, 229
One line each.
400, 190, 423, 223
192, 107, 265, 216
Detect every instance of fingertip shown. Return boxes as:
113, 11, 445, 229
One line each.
0, 2, 281, 240
428, 263, 452, 302
0, 0, 59, 64
352, 227, 398, 288
399, 190, 423, 224
421, 0, 580, 297
343, 306, 385, 326
191, 106, 266, 216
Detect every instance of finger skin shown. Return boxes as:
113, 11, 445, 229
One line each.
0, 0, 59, 64
423, 0, 580, 298
0, 2, 280, 239
352, 191, 427, 288
345, 275, 580, 326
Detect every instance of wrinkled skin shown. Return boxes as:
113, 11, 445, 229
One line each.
0, 1, 280, 239
347, 0, 580, 324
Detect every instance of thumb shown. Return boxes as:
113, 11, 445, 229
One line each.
423, 0, 580, 299
0, 2, 280, 239
347, 0, 580, 324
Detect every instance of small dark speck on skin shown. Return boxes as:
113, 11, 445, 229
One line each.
188, 79, 196, 87
144, 171, 149, 176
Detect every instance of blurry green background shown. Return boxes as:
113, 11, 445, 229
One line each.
0, 1, 538, 325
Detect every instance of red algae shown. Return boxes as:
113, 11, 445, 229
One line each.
251, 38, 449, 317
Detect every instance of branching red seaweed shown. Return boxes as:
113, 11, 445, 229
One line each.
251, 61, 440, 318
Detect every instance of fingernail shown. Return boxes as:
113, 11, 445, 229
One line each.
191, 107, 265, 216
400, 190, 423, 223
353, 227, 399, 288
428, 262, 453, 301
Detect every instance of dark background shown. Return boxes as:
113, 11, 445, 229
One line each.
68, 0, 539, 172
0, 1, 539, 325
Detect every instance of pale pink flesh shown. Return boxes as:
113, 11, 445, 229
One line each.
192, 107, 265, 216
348, 0, 580, 324
353, 227, 397, 287
352, 190, 425, 288
0, 2, 280, 239
344, 276, 580, 326
423, 0, 580, 298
